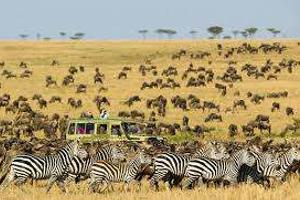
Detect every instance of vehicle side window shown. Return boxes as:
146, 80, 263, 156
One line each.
97, 124, 108, 134
68, 123, 75, 135
111, 125, 122, 136
86, 123, 95, 134
76, 123, 86, 134
121, 122, 139, 134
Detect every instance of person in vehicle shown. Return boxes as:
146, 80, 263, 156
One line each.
100, 109, 109, 119
112, 126, 121, 136
77, 126, 85, 134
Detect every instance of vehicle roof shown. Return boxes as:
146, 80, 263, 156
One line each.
68, 117, 147, 124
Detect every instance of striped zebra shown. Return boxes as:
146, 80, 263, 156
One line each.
89, 151, 152, 193
184, 149, 255, 188
238, 149, 278, 184
237, 164, 263, 184
262, 147, 300, 184
0, 141, 87, 192
150, 142, 228, 190
66, 144, 126, 184
250, 148, 278, 175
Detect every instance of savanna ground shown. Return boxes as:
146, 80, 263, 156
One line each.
1, 176, 300, 200
0, 39, 300, 199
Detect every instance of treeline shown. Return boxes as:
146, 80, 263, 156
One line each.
138, 26, 282, 40
17, 26, 282, 40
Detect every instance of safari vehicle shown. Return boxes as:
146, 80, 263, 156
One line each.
65, 117, 164, 143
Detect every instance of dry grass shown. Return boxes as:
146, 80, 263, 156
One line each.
1, 176, 300, 200
1, 39, 300, 199
0, 39, 300, 141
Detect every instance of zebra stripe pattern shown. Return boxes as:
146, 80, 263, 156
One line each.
249, 149, 278, 175
66, 144, 126, 183
237, 164, 263, 184
0, 141, 85, 192
184, 149, 255, 188
150, 142, 227, 190
238, 149, 277, 184
89, 152, 151, 193
263, 147, 300, 182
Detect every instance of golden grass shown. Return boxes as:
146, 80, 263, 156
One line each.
1, 39, 300, 199
2, 176, 300, 200
0, 39, 300, 141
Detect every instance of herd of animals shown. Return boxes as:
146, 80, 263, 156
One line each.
0, 41, 300, 193
0, 42, 300, 141
0, 139, 300, 193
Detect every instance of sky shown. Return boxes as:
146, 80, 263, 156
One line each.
0, 0, 299, 39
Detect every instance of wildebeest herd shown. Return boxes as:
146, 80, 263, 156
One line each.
0, 40, 300, 193
0, 41, 299, 140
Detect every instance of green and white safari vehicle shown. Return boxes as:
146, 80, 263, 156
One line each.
65, 117, 164, 143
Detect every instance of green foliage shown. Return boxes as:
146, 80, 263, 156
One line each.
19, 34, 29, 39
232, 30, 239, 38
59, 32, 66, 37
138, 30, 148, 34
155, 29, 177, 39
240, 31, 249, 38
267, 28, 281, 37
70, 32, 85, 40
223, 35, 232, 39
43, 37, 51, 41
207, 26, 223, 38
138, 30, 148, 40
245, 27, 258, 37
189, 30, 197, 39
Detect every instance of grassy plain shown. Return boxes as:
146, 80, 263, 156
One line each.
0, 39, 300, 139
1, 39, 300, 199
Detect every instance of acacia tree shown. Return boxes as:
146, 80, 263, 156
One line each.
240, 31, 249, 39
245, 27, 258, 38
155, 29, 165, 39
232, 30, 239, 38
36, 33, 41, 40
19, 34, 29, 40
207, 26, 223, 38
59, 32, 66, 39
155, 29, 177, 39
189, 30, 197, 39
223, 35, 232, 39
70, 32, 85, 40
165, 29, 177, 39
138, 30, 148, 40
267, 28, 281, 37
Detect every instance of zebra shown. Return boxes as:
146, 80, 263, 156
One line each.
89, 151, 152, 193
183, 149, 255, 188
238, 148, 278, 185
150, 142, 228, 190
237, 164, 264, 184
0, 141, 87, 192
262, 147, 300, 184
66, 144, 126, 184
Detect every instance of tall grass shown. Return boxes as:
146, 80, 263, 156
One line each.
1, 175, 300, 200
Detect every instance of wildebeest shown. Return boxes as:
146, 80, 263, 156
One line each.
271, 102, 280, 112
204, 113, 222, 122
286, 107, 294, 116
